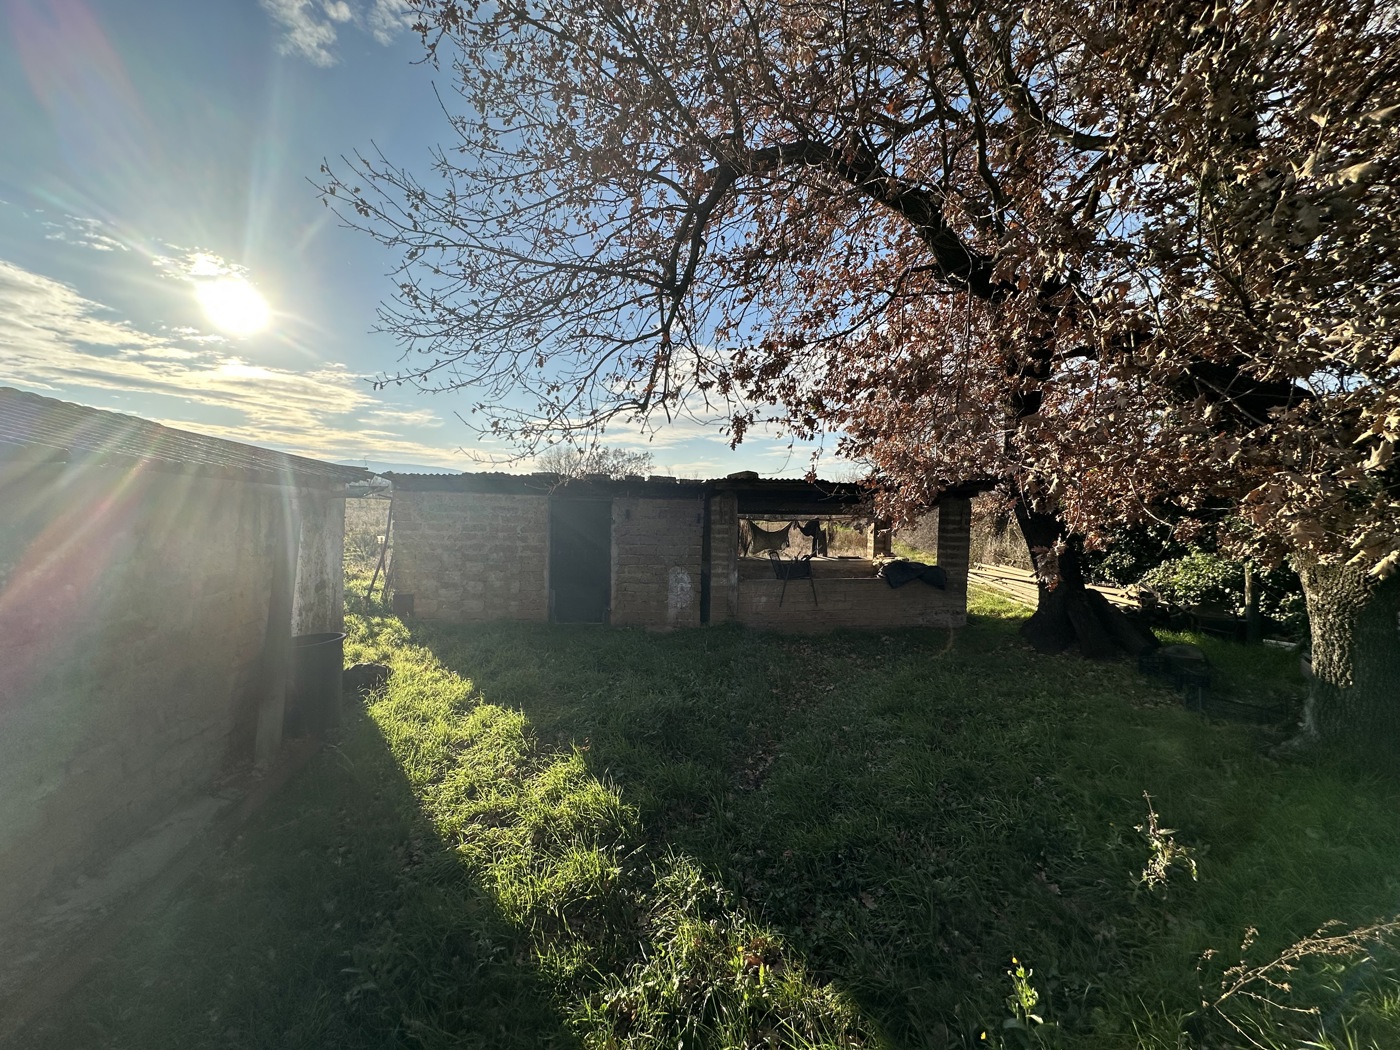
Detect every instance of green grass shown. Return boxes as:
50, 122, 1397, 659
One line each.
19, 584, 1400, 1050
890, 539, 935, 562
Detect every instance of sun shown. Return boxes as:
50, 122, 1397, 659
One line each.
195, 276, 271, 337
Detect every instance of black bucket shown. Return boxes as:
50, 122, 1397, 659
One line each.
285, 632, 346, 738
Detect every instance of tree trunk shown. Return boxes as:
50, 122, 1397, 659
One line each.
1014, 500, 1157, 659
1296, 562, 1400, 750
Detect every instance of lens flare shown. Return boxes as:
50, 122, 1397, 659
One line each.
195, 277, 271, 337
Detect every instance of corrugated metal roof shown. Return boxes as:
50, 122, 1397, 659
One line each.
381, 469, 986, 510
0, 386, 370, 487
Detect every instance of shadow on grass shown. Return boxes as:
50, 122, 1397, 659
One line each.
15, 704, 577, 1050
399, 607, 1400, 1050
399, 611, 1126, 1046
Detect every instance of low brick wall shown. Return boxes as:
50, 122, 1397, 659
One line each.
611, 496, 704, 627
735, 577, 966, 631
0, 463, 343, 928
390, 491, 549, 622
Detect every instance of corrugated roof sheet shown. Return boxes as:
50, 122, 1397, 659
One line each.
0, 386, 370, 487
381, 470, 986, 509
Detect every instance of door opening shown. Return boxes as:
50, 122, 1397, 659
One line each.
549, 498, 611, 623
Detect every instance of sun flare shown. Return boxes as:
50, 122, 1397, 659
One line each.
195, 276, 271, 337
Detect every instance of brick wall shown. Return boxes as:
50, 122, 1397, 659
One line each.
387, 487, 968, 632
735, 577, 966, 631
709, 492, 740, 623
0, 462, 328, 927
935, 496, 972, 593
389, 490, 549, 622
610, 496, 705, 627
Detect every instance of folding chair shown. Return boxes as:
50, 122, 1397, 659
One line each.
768, 549, 818, 607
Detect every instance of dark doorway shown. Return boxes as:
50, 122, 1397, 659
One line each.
549, 498, 611, 623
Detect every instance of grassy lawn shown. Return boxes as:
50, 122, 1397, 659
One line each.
19, 587, 1400, 1049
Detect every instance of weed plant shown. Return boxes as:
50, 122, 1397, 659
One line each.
19, 583, 1400, 1050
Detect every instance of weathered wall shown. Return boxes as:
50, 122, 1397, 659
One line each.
291, 488, 346, 635
610, 496, 704, 627
390, 490, 549, 622
0, 461, 301, 928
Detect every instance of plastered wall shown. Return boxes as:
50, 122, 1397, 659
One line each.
291, 488, 346, 635
0, 462, 344, 927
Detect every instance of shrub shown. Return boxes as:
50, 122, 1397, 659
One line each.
1140, 552, 1245, 610
1139, 553, 1309, 637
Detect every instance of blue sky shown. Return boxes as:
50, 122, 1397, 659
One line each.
0, 0, 829, 476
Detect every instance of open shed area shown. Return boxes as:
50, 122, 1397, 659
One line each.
382, 472, 974, 631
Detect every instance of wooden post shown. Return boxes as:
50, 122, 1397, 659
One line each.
867, 518, 893, 559
1244, 562, 1264, 644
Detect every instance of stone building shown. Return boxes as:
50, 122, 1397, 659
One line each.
383, 471, 974, 632
0, 387, 366, 930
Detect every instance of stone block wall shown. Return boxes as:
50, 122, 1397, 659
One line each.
610, 496, 704, 627
0, 462, 316, 928
390, 490, 549, 622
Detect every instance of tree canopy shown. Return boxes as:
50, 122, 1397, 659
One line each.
323, 0, 1400, 738
329, 0, 1396, 567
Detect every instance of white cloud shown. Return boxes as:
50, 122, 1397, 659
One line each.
0, 257, 464, 469
366, 0, 414, 45
149, 248, 249, 286
42, 216, 128, 253
364, 406, 443, 428
260, 0, 341, 66
260, 0, 412, 66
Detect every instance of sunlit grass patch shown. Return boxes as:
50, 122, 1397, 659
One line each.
345, 613, 868, 1048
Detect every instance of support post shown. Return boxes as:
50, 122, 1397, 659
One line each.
867, 518, 893, 559
936, 497, 972, 593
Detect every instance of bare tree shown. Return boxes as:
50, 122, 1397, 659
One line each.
534, 444, 655, 478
